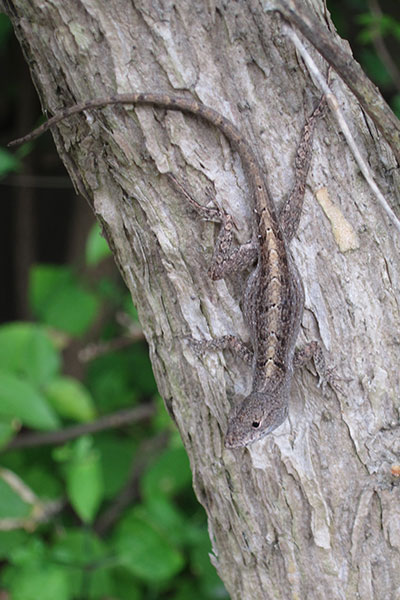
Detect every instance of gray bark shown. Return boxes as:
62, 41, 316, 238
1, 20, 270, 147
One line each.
4, 0, 400, 598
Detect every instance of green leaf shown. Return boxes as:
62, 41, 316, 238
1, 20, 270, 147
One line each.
30, 265, 99, 336
113, 510, 184, 582
189, 529, 228, 598
87, 345, 156, 411
64, 437, 104, 523
95, 277, 123, 305
95, 434, 137, 499
21, 465, 62, 500
0, 147, 20, 177
8, 537, 45, 566
173, 579, 208, 600
0, 14, 13, 52
0, 417, 17, 449
0, 322, 60, 386
45, 284, 98, 336
0, 372, 60, 430
357, 12, 400, 43
122, 294, 139, 322
51, 528, 107, 566
45, 376, 96, 422
141, 446, 192, 500
143, 496, 188, 546
50, 529, 114, 599
359, 48, 391, 88
3, 563, 70, 600
0, 475, 31, 519
85, 222, 111, 266
111, 568, 142, 600
30, 265, 71, 312
0, 530, 29, 560
152, 393, 175, 432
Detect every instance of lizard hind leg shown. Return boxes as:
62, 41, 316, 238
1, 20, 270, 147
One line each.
168, 172, 258, 280
294, 341, 343, 394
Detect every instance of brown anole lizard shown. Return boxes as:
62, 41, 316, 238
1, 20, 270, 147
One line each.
9, 91, 333, 448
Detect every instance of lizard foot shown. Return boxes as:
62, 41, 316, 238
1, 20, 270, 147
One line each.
185, 334, 253, 365
294, 341, 344, 395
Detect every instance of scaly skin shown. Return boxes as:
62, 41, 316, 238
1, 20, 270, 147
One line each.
9, 92, 326, 448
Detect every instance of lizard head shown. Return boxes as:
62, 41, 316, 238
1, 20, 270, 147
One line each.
224, 391, 288, 449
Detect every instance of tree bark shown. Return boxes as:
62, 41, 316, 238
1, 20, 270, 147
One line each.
4, 0, 400, 598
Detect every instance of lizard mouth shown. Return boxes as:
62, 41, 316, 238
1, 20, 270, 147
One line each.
224, 435, 243, 449
224, 429, 260, 449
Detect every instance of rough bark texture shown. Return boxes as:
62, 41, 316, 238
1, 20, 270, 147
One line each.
4, 0, 400, 598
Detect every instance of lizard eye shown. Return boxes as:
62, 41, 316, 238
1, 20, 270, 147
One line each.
252, 421, 260, 428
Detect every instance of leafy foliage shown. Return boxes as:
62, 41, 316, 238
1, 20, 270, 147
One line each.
357, 12, 400, 43
0, 222, 226, 599
30, 265, 100, 335
0, 147, 20, 176
2, 2, 399, 598
327, 0, 400, 116
85, 223, 112, 266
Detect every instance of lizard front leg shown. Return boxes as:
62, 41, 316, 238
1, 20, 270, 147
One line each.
294, 342, 343, 393
277, 97, 340, 393
168, 173, 258, 279
168, 175, 257, 360
188, 334, 253, 366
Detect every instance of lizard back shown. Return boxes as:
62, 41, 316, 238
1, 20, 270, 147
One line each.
9, 91, 299, 438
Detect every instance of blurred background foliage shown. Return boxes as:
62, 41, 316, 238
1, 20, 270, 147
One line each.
0, 1, 399, 598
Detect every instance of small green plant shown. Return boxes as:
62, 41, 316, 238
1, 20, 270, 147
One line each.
0, 223, 227, 599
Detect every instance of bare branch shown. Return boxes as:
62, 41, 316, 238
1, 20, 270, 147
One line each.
5, 405, 155, 451
268, 0, 400, 163
285, 26, 400, 234
0, 468, 64, 531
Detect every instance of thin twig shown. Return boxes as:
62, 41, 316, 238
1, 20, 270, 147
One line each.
285, 25, 400, 234
267, 0, 400, 163
0, 467, 64, 531
0, 467, 38, 503
5, 404, 155, 451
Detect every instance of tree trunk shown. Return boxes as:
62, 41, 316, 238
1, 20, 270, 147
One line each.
4, 0, 400, 597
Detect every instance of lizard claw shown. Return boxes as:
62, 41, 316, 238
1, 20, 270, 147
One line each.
317, 365, 346, 395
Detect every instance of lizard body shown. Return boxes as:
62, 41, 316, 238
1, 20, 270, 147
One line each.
9, 92, 327, 448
